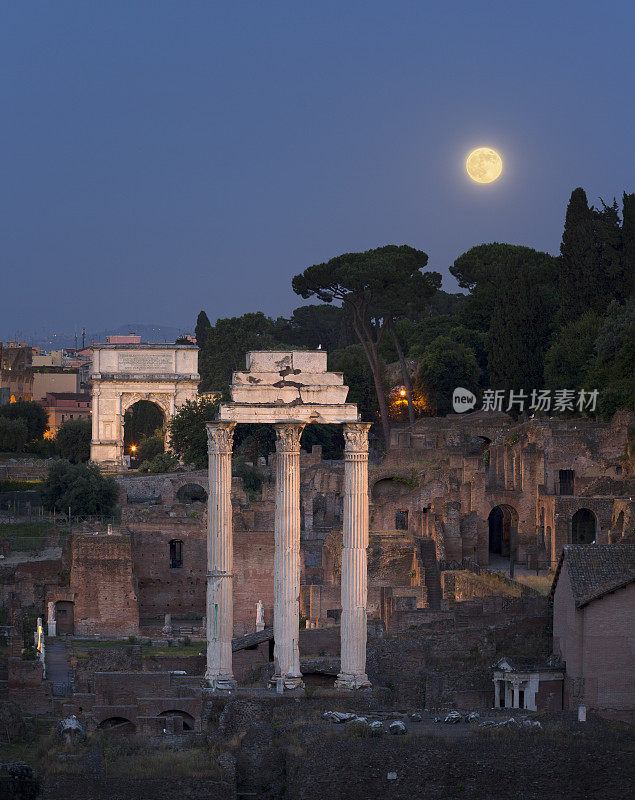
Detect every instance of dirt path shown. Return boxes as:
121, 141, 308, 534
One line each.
46, 638, 73, 695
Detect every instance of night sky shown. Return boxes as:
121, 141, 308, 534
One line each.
2, 2, 634, 340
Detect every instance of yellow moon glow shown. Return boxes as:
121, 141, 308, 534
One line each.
466, 147, 503, 184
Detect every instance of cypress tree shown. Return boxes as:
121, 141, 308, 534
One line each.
487, 255, 553, 393
622, 192, 635, 297
195, 310, 212, 350
559, 188, 601, 323
194, 310, 213, 392
593, 198, 625, 303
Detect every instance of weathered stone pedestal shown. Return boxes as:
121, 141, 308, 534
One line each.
270, 422, 305, 690
47, 601, 56, 637
205, 421, 237, 691
336, 423, 372, 690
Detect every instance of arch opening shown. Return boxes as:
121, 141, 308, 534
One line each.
488, 505, 518, 560
157, 710, 195, 731
372, 478, 413, 502
97, 717, 136, 734
175, 483, 207, 504
123, 400, 165, 467
572, 508, 596, 544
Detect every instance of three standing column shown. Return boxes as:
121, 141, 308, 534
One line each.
336, 422, 372, 690
205, 421, 237, 690
272, 422, 305, 690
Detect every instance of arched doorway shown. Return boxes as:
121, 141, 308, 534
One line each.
572, 508, 596, 544
157, 710, 195, 731
488, 505, 518, 564
97, 717, 136, 734
123, 400, 165, 467
175, 483, 207, 504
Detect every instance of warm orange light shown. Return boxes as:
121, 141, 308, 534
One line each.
399, 389, 407, 397
130, 445, 137, 452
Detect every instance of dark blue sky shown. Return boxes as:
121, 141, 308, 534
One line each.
2, 1, 634, 341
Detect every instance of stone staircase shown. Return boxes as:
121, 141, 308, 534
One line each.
419, 538, 442, 610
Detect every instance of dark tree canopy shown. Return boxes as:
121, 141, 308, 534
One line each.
543, 313, 602, 391
487, 267, 554, 391
559, 189, 633, 324
328, 345, 381, 421
0, 400, 48, 441
415, 336, 480, 415
168, 397, 220, 469
450, 243, 558, 393
0, 418, 29, 452
195, 310, 212, 351
198, 312, 280, 393
293, 244, 441, 443
451, 243, 558, 332
276, 304, 356, 353
622, 192, 635, 288
42, 461, 119, 518
583, 300, 635, 417
559, 188, 600, 323
56, 418, 91, 463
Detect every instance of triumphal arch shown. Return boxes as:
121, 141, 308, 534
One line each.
90, 343, 199, 468
206, 350, 371, 691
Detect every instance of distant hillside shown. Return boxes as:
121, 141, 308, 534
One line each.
30, 323, 190, 350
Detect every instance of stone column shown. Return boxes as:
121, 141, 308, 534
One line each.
494, 679, 500, 708
272, 422, 305, 690
336, 422, 372, 690
205, 421, 236, 690
512, 681, 520, 709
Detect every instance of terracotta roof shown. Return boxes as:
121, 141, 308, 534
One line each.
551, 544, 635, 608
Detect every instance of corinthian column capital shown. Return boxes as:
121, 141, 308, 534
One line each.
274, 422, 305, 453
343, 422, 371, 454
206, 421, 236, 455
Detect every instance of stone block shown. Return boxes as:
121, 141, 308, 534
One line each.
231, 384, 348, 405
245, 352, 293, 372
292, 351, 328, 372
299, 386, 349, 404
230, 386, 301, 404
232, 371, 344, 387
219, 403, 359, 424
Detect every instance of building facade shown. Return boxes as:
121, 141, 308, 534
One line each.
552, 544, 635, 722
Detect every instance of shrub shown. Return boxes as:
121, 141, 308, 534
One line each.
56, 418, 92, 462
42, 461, 119, 518
232, 457, 263, 494
0, 400, 48, 441
138, 451, 178, 474
24, 437, 58, 457
0, 417, 28, 451
168, 397, 220, 468
135, 434, 164, 464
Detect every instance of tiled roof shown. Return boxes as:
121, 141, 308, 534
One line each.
552, 544, 635, 608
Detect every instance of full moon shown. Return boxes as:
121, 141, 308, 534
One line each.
466, 147, 503, 184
